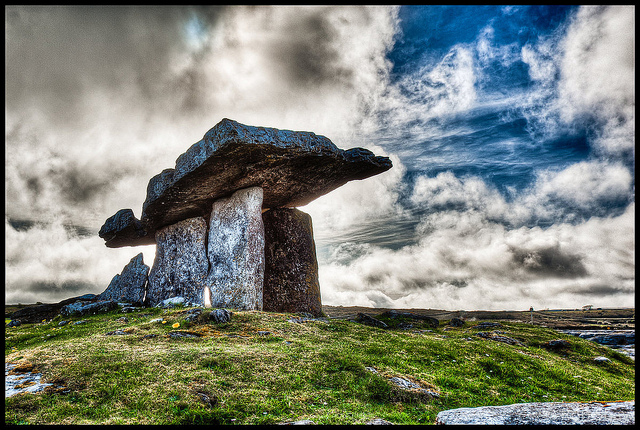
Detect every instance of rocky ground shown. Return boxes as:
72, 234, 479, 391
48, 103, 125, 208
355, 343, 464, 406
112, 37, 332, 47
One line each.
8, 302, 634, 330
5, 301, 635, 424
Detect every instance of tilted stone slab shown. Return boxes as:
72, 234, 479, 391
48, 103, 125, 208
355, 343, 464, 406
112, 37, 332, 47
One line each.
435, 401, 635, 425
146, 216, 209, 307
207, 187, 265, 311
99, 209, 154, 248
262, 208, 322, 316
99, 118, 392, 247
97, 253, 149, 305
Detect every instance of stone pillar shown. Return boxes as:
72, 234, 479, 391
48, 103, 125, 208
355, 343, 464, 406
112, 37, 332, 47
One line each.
262, 208, 322, 316
147, 216, 209, 307
207, 187, 265, 310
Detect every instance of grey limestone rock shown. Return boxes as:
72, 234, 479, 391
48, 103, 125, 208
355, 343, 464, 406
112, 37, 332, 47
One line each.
376, 310, 439, 328
97, 253, 149, 305
356, 313, 388, 329
388, 377, 440, 399
209, 308, 233, 323
207, 187, 265, 311
435, 400, 635, 425
475, 331, 524, 346
146, 217, 209, 307
263, 208, 322, 316
60, 300, 118, 317
365, 418, 394, 425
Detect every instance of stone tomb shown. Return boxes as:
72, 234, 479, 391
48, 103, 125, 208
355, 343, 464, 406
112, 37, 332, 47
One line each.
98, 119, 392, 315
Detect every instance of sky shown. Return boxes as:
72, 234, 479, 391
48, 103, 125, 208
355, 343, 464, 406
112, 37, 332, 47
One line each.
5, 5, 635, 310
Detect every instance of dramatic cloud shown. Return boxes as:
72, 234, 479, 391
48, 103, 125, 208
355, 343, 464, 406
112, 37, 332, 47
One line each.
318, 203, 634, 310
5, 5, 402, 303
5, 6, 634, 310
557, 5, 635, 156
310, 5, 635, 310
5, 217, 156, 304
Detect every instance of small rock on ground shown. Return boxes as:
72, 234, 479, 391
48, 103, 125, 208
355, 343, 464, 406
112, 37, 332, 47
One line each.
278, 419, 316, 425
365, 418, 394, 425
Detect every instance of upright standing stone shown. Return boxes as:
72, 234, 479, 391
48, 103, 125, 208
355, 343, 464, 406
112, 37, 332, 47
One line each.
147, 216, 209, 307
263, 208, 322, 316
207, 187, 265, 310
98, 253, 149, 305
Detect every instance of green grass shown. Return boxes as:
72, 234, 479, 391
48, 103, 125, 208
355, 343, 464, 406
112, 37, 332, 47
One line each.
5, 307, 635, 425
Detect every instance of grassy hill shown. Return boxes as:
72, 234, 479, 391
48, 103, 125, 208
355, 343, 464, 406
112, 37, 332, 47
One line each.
5, 305, 635, 425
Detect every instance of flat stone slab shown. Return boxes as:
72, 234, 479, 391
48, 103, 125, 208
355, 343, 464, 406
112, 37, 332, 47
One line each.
435, 401, 635, 425
99, 118, 392, 247
6, 363, 55, 398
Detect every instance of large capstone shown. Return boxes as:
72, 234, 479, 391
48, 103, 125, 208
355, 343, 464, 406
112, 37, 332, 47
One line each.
207, 187, 265, 311
97, 253, 149, 305
262, 208, 322, 316
100, 118, 392, 247
146, 216, 209, 307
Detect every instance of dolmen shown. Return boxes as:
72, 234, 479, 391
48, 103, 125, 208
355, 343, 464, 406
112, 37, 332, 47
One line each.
98, 118, 392, 316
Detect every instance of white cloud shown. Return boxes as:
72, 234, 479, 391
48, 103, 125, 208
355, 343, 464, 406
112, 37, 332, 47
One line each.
319, 203, 634, 310
5, 218, 157, 304
530, 161, 632, 207
381, 45, 477, 127
411, 171, 509, 221
557, 5, 635, 155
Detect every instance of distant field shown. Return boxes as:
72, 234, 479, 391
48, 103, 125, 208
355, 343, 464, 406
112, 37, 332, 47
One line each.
322, 306, 634, 330
7, 304, 634, 330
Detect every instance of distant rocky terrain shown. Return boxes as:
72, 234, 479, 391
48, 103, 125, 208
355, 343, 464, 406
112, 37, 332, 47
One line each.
322, 306, 635, 331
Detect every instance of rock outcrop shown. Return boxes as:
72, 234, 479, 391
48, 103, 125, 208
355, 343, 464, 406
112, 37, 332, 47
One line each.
7, 294, 98, 324
97, 119, 392, 314
60, 300, 118, 317
97, 253, 149, 305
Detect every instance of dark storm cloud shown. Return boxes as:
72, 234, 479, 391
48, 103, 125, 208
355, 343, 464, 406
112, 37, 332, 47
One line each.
270, 11, 355, 87
6, 6, 193, 122
26, 280, 94, 295
509, 244, 587, 278
563, 283, 635, 297
6, 219, 94, 238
